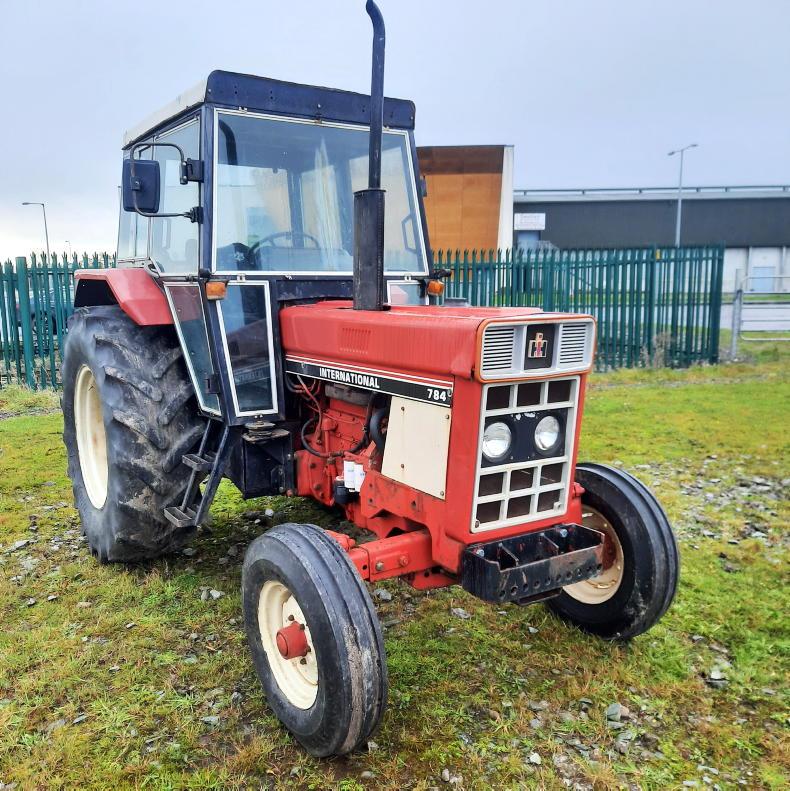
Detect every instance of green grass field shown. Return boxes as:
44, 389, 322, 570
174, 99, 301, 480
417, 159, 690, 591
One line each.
0, 339, 787, 790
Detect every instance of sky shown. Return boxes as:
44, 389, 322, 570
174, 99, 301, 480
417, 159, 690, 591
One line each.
1, 0, 788, 258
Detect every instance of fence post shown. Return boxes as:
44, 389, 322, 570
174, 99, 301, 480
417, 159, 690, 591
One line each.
15, 257, 37, 389
730, 273, 742, 360
709, 246, 724, 363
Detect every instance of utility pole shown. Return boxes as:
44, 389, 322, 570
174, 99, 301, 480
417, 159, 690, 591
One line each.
667, 144, 697, 247
22, 201, 51, 262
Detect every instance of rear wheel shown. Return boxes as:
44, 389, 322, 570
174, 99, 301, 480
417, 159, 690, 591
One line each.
242, 523, 387, 757
62, 305, 205, 562
547, 463, 679, 640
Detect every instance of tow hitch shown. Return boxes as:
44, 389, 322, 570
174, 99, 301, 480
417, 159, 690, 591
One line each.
460, 524, 605, 605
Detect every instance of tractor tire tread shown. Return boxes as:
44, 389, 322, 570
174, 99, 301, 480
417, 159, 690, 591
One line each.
62, 305, 203, 562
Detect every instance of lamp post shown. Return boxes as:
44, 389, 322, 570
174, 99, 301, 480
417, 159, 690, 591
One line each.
667, 144, 697, 247
22, 201, 51, 262
65, 240, 73, 259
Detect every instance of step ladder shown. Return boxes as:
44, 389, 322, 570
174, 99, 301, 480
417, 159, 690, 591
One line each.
163, 421, 231, 530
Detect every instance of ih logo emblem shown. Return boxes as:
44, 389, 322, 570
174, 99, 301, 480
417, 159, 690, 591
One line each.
528, 332, 548, 359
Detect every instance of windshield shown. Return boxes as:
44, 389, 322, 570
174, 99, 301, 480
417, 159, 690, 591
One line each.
213, 112, 426, 274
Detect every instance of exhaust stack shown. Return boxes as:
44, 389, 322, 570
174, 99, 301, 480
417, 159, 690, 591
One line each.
353, 0, 386, 311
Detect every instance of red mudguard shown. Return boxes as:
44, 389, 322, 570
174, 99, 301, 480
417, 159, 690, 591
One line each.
74, 269, 173, 326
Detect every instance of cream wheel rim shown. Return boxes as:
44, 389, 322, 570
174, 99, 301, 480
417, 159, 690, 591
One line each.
564, 507, 624, 605
74, 365, 108, 509
258, 580, 318, 709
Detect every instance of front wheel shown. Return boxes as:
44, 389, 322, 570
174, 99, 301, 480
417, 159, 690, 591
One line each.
547, 463, 679, 640
242, 523, 387, 757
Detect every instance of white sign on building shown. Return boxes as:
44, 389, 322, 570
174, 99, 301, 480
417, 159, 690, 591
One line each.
514, 212, 546, 231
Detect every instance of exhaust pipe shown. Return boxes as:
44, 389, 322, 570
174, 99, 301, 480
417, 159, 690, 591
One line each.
353, 0, 386, 311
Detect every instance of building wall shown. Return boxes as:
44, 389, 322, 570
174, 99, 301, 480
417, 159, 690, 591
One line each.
513, 192, 790, 293
723, 246, 789, 292
514, 197, 790, 249
418, 145, 513, 252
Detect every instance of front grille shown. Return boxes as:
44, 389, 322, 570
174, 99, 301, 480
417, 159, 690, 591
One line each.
478, 319, 594, 379
558, 323, 590, 367
481, 325, 516, 375
472, 376, 579, 532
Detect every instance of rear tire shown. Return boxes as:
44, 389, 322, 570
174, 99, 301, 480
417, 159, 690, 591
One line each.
62, 306, 205, 562
242, 523, 387, 757
547, 463, 679, 640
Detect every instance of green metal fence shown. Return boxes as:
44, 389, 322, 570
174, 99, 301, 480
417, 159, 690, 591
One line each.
1, 246, 723, 389
0, 253, 115, 389
438, 246, 724, 369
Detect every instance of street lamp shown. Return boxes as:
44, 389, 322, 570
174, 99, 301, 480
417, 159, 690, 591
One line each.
22, 201, 51, 262
65, 239, 73, 258
667, 144, 698, 247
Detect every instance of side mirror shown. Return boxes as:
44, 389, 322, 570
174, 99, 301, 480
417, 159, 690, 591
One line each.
122, 158, 161, 214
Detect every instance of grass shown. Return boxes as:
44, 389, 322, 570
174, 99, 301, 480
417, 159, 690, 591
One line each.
0, 348, 788, 790
0, 384, 59, 417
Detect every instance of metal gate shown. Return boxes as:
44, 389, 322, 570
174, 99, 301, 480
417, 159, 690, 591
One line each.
729, 275, 790, 358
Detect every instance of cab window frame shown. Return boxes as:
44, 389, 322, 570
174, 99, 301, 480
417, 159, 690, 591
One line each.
210, 107, 429, 277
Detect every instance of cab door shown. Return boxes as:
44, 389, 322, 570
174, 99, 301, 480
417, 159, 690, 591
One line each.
214, 280, 279, 416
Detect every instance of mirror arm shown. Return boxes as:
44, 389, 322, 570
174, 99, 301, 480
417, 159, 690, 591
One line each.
128, 141, 202, 222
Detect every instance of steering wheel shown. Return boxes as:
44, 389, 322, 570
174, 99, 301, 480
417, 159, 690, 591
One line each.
248, 231, 321, 260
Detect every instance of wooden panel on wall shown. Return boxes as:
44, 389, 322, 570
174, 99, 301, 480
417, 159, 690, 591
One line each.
418, 146, 506, 251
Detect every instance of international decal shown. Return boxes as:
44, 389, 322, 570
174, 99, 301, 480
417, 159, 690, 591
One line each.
528, 332, 548, 359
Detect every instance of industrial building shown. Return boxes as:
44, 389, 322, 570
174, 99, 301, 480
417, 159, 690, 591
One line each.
513, 185, 790, 293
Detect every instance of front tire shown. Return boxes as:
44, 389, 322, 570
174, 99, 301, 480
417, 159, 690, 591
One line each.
62, 306, 205, 562
242, 523, 387, 757
547, 463, 679, 640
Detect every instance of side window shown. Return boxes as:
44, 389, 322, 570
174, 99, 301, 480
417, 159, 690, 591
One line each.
117, 200, 135, 259
151, 120, 200, 273
118, 151, 151, 261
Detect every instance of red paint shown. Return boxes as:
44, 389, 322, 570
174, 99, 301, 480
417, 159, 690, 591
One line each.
280, 301, 542, 380
276, 621, 309, 659
74, 269, 173, 326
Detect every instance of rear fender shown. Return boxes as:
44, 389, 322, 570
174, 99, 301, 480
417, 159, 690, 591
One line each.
74, 269, 174, 326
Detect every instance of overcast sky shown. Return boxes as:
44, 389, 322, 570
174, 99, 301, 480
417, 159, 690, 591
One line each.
1, 0, 788, 258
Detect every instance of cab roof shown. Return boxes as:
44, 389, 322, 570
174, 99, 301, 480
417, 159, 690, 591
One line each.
122, 70, 417, 148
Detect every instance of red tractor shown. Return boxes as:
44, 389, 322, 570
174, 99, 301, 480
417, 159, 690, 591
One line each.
62, 1, 678, 757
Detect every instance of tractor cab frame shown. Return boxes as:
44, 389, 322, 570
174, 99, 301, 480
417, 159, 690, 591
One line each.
114, 70, 432, 427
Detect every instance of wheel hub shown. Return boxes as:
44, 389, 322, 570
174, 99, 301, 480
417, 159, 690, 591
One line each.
276, 620, 310, 660
258, 580, 318, 709
564, 507, 625, 605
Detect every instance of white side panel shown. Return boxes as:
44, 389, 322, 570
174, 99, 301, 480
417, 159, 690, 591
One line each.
381, 397, 451, 500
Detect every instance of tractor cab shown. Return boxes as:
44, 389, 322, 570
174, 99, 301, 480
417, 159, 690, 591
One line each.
117, 70, 431, 422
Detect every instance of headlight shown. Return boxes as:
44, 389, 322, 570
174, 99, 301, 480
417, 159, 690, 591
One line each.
534, 415, 561, 453
482, 421, 512, 462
